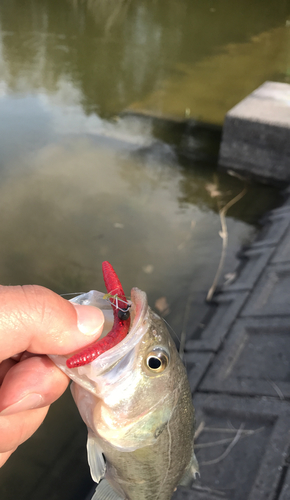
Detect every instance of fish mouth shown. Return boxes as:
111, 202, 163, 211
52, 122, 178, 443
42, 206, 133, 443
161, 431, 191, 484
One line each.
49, 287, 150, 393
88, 287, 149, 375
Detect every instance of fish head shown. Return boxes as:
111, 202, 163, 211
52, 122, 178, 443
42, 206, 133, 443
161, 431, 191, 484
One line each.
50, 287, 193, 452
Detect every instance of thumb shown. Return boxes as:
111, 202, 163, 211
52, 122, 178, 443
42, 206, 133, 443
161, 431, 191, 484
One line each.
0, 285, 104, 361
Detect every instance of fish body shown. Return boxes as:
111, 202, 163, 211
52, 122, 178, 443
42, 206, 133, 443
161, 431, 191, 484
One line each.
51, 287, 198, 500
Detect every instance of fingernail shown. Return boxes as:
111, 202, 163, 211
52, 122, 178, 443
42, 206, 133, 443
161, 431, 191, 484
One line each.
0, 394, 44, 416
72, 304, 104, 336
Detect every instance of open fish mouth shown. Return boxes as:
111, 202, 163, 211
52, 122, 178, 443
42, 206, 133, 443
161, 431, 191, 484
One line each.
49, 286, 150, 393
66, 262, 132, 368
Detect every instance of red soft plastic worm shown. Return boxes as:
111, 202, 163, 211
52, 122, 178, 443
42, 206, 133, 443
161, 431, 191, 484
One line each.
66, 261, 130, 368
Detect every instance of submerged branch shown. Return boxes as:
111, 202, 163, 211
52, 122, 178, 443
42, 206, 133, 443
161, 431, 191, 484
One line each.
206, 186, 247, 301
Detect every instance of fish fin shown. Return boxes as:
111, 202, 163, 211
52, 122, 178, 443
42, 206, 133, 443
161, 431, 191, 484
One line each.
91, 479, 125, 500
87, 430, 106, 483
179, 452, 200, 487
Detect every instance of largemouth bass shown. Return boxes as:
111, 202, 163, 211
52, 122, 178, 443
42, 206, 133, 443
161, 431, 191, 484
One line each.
51, 274, 198, 500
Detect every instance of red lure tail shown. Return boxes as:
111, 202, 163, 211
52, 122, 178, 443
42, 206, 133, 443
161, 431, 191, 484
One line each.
66, 261, 130, 368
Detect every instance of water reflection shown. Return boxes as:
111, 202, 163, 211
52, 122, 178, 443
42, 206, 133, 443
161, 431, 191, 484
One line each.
0, 0, 289, 118
0, 94, 278, 331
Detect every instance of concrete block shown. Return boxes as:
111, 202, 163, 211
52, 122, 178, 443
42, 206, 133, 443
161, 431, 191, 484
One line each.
173, 394, 290, 500
282, 185, 290, 204
185, 291, 248, 352
279, 469, 290, 500
241, 263, 290, 316
223, 246, 274, 292
219, 81, 290, 184
183, 352, 214, 393
252, 209, 290, 249
200, 317, 290, 398
170, 291, 217, 347
272, 222, 290, 263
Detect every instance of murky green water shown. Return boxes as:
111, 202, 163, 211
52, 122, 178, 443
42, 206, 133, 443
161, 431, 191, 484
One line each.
0, 1, 287, 499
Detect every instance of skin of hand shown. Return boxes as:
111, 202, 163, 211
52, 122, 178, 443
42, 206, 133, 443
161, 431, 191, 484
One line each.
0, 284, 104, 468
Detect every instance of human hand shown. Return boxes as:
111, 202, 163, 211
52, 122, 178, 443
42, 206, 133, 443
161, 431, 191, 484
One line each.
0, 285, 104, 467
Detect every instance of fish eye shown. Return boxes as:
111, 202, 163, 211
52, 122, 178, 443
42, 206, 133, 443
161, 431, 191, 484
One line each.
146, 349, 169, 373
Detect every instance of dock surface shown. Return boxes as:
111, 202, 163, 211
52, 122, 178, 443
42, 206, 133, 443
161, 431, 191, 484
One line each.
174, 189, 290, 499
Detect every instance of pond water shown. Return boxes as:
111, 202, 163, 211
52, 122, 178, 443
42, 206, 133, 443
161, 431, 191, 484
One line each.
0, 1, 287, 499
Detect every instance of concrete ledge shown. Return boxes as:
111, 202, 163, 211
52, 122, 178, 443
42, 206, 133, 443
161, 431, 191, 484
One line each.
272, 222, 290, 263
252, 208, 290, 248
280, 469, 290, 500
185, 291, 248, 352
241, 262, 290, 317
224, 246, 275, 292
183, 352, 214, 393
173, 394, 290, 500
200, 317, 290, 398
219, 81, 290, 184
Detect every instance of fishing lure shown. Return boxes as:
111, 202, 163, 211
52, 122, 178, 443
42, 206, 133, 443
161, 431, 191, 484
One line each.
66, 261, 130, 368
